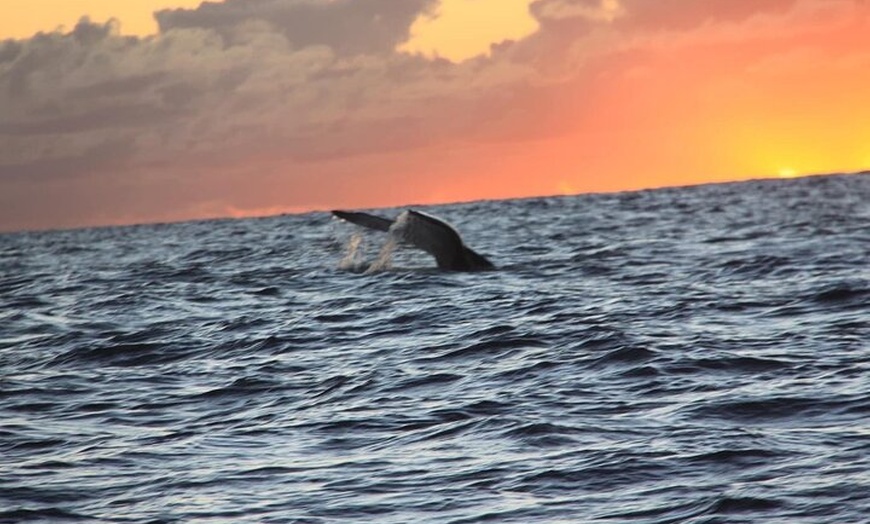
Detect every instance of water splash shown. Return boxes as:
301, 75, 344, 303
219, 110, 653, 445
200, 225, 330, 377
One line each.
366, 236, 397, 273
338, 232, 366, 271
337, 230, 397, 272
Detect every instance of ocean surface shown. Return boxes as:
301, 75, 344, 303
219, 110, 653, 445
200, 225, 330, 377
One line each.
2, 173, 869, 523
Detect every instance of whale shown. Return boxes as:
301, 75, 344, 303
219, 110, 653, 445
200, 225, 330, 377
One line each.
332, 209, 495, 271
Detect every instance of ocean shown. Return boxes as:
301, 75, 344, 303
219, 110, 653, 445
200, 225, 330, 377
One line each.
1, 173, 868, 523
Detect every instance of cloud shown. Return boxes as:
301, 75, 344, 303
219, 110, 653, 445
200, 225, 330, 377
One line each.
614, 0, 798, 31
532, 0, 626, 23
0, 2, 548, 230
530, 0, 799, 30
0, 5, 542, 171
154, 0, 438, 55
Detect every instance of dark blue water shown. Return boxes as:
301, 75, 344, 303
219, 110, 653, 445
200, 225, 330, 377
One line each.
2, 174, 869, 523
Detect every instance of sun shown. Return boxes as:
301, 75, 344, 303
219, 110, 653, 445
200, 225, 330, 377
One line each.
778, 168, 799, 179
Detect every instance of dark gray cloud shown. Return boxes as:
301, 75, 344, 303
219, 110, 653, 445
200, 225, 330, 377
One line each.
0, 6, 543, 175
0, 0, 558, 233
0, 138, 133, 181
155, 0, 437, 55
0, 102, 177, 135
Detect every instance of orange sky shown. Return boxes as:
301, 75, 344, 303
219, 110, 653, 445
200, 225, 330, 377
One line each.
1, 0, 868, 232
0, 1, 205, 38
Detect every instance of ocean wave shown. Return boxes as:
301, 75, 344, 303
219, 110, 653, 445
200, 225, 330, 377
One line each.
2, 174, 868, 522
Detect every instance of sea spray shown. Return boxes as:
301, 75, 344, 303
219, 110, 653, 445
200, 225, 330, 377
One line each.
366, 236, 397, 273
338, 231, 366, 271
337, 230, 397, 272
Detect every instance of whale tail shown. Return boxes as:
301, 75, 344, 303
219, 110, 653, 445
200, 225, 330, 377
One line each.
331, 210, 392, 232
332, 209, 494, 271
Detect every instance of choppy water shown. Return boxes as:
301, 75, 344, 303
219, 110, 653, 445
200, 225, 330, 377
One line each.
2, 174, 869, 523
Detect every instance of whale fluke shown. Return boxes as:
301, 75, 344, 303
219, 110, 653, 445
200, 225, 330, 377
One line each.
331, 210, 392, 232
332, 209, 494, 271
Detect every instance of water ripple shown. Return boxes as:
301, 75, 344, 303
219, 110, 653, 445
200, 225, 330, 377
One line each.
1, 174, 869, 522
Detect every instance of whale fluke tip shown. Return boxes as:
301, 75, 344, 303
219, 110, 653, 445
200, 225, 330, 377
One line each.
332, 210, 392, 232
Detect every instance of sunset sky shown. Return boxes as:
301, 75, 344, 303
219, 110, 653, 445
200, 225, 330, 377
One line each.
1, 0, 868, 232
